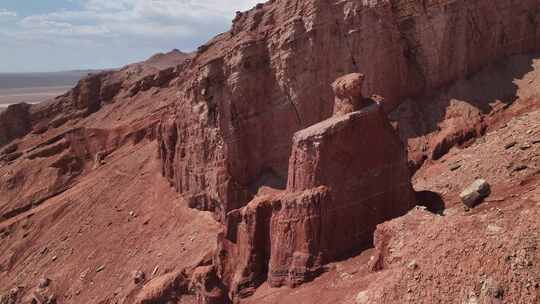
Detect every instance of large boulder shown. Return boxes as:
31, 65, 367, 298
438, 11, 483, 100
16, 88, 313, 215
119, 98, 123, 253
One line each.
460, 179, 491, 207
332, 73, 367, 116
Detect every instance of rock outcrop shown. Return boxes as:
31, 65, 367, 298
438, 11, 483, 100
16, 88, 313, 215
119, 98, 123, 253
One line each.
0, 103, 31, 148
332, 73, 367, 116
158, 0, 540, 222
2, 0, 540, 303
216, 75, 414, 300
190, 266, 228, 304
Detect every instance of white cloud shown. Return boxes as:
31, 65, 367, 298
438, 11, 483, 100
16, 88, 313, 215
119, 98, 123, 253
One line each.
0, 9, 17, 17
0, 1, 261, 72
82, 0, 258, 16
16, 0, 260, 38
84, 0, 132, 11
19, 14, 111, 36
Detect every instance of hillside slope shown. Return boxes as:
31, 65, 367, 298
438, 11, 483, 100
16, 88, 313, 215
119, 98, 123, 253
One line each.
0, 1, 539, 303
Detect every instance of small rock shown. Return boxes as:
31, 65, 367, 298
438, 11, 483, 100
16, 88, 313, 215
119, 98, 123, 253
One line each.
512, 164, 528, 172
51, 256, 57, 261
520, 144, 532, 150
460, 179, 491, 208
504, 141, 517, 149
93, 151, 106, 169
355, 290, 369, 304
152, 266, 159, 276
8, 287, 20, 299
532, 139, 540, 144
38, 277, 50, 289
96, 265, 105, 273
467, 295, 479, 304
46, 294, 57, 304
80, 269, 89, 280
407, 260, 418, 270
481, 277, 504, 299
133, 270, 145, 284
448, 162, 462, 171
32, 291, 47, 303
487, 224, 504, 234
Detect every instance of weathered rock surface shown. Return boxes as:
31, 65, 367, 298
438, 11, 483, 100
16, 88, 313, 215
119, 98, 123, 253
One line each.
158, 0, 540, 222
0, 103, 31, 148
190, 266, 227, 304
460, 179, 491, 207
0, 50, 216, 304
1, 0, 540, 303
133, 271, 188, 304
332, 73, 367, 116
217, 101, 414, 300
133, 270, 146, 285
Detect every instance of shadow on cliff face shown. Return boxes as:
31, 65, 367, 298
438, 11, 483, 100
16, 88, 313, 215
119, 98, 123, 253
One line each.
446, 54, 537, 113
248, 168, 286, 196
392, 53, 539, 167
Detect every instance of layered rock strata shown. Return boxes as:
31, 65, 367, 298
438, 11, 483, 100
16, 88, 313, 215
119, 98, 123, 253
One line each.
158, 0, 540, 221
216, 79, 415, 299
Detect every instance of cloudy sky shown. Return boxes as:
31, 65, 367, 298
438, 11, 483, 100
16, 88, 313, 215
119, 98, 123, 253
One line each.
0, 0, 259, 72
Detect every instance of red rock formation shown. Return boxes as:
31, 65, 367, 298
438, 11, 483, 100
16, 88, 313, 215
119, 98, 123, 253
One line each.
332, 73, 366, 115
0, 103, 31, 148
190, 266, 228, 304
217, 90, 415, 299
1, 0, 540, 303
158, 0, 540, 221
0, 56, 218, 303
0, 49, 192, 244
217, 187, 330, 299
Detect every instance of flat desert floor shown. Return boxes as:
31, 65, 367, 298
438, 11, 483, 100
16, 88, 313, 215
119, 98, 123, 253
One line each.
0, 70, 96, 110
0, 86, 71, 108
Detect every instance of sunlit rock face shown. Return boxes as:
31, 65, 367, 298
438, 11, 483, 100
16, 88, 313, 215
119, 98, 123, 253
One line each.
217, 86, 414, 300
158, 0, 540, 221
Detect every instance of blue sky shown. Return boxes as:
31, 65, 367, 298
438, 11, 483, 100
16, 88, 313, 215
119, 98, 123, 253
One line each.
0, 0, 259, 72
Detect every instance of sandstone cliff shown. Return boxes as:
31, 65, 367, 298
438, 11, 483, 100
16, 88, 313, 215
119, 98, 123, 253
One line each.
158, 0, 540, 221
217, 100, 414, 299
1, 0, 540, 303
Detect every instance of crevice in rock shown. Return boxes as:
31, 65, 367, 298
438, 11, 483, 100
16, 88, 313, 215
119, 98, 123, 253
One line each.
415, 190, 445, 215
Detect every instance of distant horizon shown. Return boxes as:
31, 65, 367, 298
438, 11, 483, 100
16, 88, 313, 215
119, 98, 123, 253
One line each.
0, 48, 189, 74
0, 49, 184, 74
0, 68, 105, 74
0, 69, 93, 90
0, 0, 259, 73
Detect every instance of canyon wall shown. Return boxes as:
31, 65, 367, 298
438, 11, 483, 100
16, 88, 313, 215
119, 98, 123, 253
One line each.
158, 0, 540, 220
155, 0, 540, 299
1, 0, 539, 302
